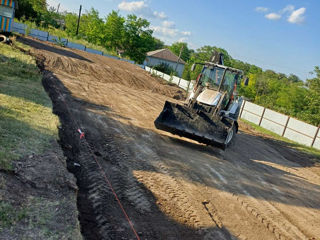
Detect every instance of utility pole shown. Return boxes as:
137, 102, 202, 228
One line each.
175, 44, 184, 73
76, 5, 82, 36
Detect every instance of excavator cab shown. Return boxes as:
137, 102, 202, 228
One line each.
154, 52, 245, 149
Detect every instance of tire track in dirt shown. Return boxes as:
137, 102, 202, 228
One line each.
200, 156, 311, 240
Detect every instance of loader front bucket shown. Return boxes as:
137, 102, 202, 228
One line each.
154, 101, 228, 148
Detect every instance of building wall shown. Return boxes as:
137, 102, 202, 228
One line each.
0, 0, 15, 32
143, 56, 185, 77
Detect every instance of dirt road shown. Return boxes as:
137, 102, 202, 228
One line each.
20, 37, 320, 240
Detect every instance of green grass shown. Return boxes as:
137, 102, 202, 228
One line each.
240, 119, 320, 159
0, 42, 59, 170
0, 201, 27, 228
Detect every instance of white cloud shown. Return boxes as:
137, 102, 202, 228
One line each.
162, 20, 175, 28
181, 31, 191, 36
255, 7, 269, 12
178, 37, 188, 43
119, 1, 191, 44
258, 5, 307, 25
281, 5, 295, 14
288, 7, 306, 24
118, 1, 167, 19
265, 13, 281, 20
151, 26, 178, 37
153, 11, 167, 19
118, 1, 147, 12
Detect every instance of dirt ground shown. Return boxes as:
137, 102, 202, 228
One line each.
19, 36, 320, 240
0, 140, 82, 240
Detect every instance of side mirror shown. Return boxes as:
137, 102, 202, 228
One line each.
191, 63, 196, 72
244, 77, 249, 86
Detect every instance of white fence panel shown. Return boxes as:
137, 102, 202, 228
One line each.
29, 29, 48, 41
313, 137, 320, 150
179, 79, 190, 90
172, 76, 180, 85
287, 118, 318, 139
86, 48, 103, 55
284, 128, 313, 146
156, 71, 164, 77
241, 102, 264, 125
284, 118, 318, 146
67, 42, 86, 51
260, 109, 288, 136
145, 66, 152, 72
12, 22, 26, 34
163, 73, 171, 81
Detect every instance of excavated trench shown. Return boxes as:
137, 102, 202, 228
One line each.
40, 69, 101, 239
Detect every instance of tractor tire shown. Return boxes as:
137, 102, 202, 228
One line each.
0, 34, 7, 43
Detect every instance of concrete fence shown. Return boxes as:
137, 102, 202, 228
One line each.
240, 100, 320, 150
144, 66, 194, 92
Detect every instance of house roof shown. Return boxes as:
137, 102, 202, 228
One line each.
146, 49, 186, 64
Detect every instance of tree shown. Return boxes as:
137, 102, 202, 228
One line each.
104, 11, 125, 50
288, 74, 302, 83
169, 42, 191, 62
81, 9, 104, 44
65, 13, 78, 36
15, 0, 47, 23
122, 15, 154, 63
305, 66, 320, 125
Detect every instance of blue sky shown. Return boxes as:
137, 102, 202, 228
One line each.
47, 0, 319, 80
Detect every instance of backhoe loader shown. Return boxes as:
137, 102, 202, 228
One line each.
154, 52, 248, 149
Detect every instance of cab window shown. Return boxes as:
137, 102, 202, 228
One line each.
201, 67, 224, 89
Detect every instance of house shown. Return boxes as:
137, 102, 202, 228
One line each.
0, 0, 15, 32
144, 49, 186, 77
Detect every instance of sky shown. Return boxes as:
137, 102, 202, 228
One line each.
47, 0, 320, 80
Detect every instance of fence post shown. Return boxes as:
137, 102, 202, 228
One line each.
239, 100, 246, 118
282, 116, 290, 137
311, 126, 320, 147
259, 107, 266, 126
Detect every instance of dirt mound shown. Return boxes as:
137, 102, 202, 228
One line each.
20, 37, 185, 101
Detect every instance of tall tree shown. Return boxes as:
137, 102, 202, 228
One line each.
104, 11, 125, 50
122, 14, 154, 63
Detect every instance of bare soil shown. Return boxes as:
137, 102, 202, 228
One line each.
19, 36, 320, 240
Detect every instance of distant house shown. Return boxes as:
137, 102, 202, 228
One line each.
144, 49, 186, 77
